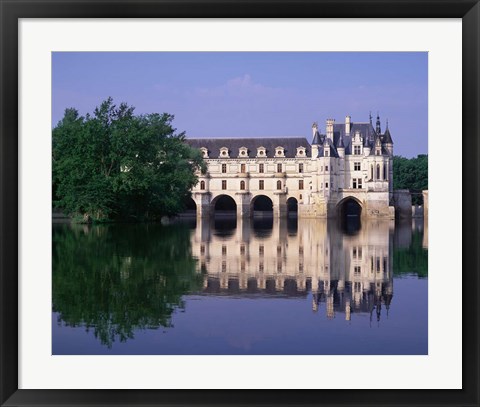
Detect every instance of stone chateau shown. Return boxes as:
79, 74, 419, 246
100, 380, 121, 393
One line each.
186, 114, 395, 219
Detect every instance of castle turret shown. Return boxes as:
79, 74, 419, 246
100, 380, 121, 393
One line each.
311, 122, 321, 158
364, 133, 371, 156
337, 134, 345, 158
383, 120, 394, 156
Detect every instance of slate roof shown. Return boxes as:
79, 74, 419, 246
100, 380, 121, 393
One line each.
383, 127, 393, 144
186, 137, 311, 158
312, 130, 322, 145
332, 122, 378, 155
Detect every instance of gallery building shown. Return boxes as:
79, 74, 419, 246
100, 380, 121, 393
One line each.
186, 114, 394, 219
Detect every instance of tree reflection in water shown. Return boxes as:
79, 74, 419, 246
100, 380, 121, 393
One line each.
52, 223, 202, 347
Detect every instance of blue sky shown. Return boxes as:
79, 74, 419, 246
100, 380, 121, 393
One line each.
52, 52, 427, 157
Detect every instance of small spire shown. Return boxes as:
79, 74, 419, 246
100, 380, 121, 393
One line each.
376, 112, 381, 134
386, 119, 389, 129
369, 111, 372, 124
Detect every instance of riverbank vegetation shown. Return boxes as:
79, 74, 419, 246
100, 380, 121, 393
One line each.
393, 154, 428, 204
53, 98, 205, 222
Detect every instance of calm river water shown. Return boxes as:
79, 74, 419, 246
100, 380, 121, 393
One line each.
52, 216, 428, 355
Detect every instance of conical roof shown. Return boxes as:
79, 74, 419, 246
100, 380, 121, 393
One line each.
383, 127, 393, 144
312, 130, 322, 145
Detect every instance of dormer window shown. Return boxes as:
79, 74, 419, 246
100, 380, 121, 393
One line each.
296, 147, 306, 157
238, 147, 248, 158
275, 146, 285, 157
200, 147, 209, 158
219, 147, 229, 158
256, 146, 266, 157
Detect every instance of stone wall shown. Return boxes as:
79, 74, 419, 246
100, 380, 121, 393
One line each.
393, 190, 412, 219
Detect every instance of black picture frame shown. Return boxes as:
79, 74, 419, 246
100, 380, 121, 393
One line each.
1, 1, 478, 406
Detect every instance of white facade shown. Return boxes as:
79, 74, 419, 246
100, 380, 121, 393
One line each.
187, 115, 395, 219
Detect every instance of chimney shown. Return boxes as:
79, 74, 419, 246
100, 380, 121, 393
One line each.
345, 115, 351, 135
326, 119, 335, 140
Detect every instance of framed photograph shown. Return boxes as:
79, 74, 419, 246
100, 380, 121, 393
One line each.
1, 1, 478, 406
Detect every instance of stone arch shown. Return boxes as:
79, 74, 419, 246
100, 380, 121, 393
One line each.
287, 197, 298, 214
183, 196, 197, 215
251, 194, 274, 216
337, 196, 363, 233
211, 194, 237, 217
337, 196, 363, 217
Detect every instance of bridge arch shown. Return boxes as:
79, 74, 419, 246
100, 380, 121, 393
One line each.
287, 197, 298, 215
337, 196, 363, 233
251, 194, 274, 216
211, 194, 237, 216
337, 196, 363, 218
183, 196, 197, 216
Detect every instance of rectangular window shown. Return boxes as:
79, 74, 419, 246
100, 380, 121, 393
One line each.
277, 163, 282, 173
299, 180, 304, 190
259, 180, 264, 190
325, 182, 329, 189
240, 163, 246, 173
299, 194, 302, 200
222, 180, 227, 190
299, 163, 304, 173
325, 165, 329, 172
353, 178, 363, 189
222, 163, 227, 173
354, 266, 361, 275
354, 162, 361, 171
259, 163, 264, 173
240, 244, 245, 255
259, 245, 264, 256
222, 245, 227, 256
354, 145, 361, 155
324, 150, 329, 157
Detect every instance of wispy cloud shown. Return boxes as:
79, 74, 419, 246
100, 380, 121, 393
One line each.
194, 74, 288, 99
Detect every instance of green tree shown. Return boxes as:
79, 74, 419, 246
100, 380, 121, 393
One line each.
393, 154, 428, 204
53, 98, 205, 222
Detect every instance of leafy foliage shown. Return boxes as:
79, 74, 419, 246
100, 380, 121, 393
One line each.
393, 154, 428, 204
53, 98, 205, 222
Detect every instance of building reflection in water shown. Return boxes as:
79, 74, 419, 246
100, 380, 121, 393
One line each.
191, 216, 396, 324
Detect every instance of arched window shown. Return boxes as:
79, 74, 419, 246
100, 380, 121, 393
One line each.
371, 164, 374, 180
200, 180, 205, 190
383, 164, 387, 180
277, 180, 282, 190
376, 164, 381, 180
240, 180, 245, 190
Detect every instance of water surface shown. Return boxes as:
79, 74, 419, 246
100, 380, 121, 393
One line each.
52, 217, 428, 355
